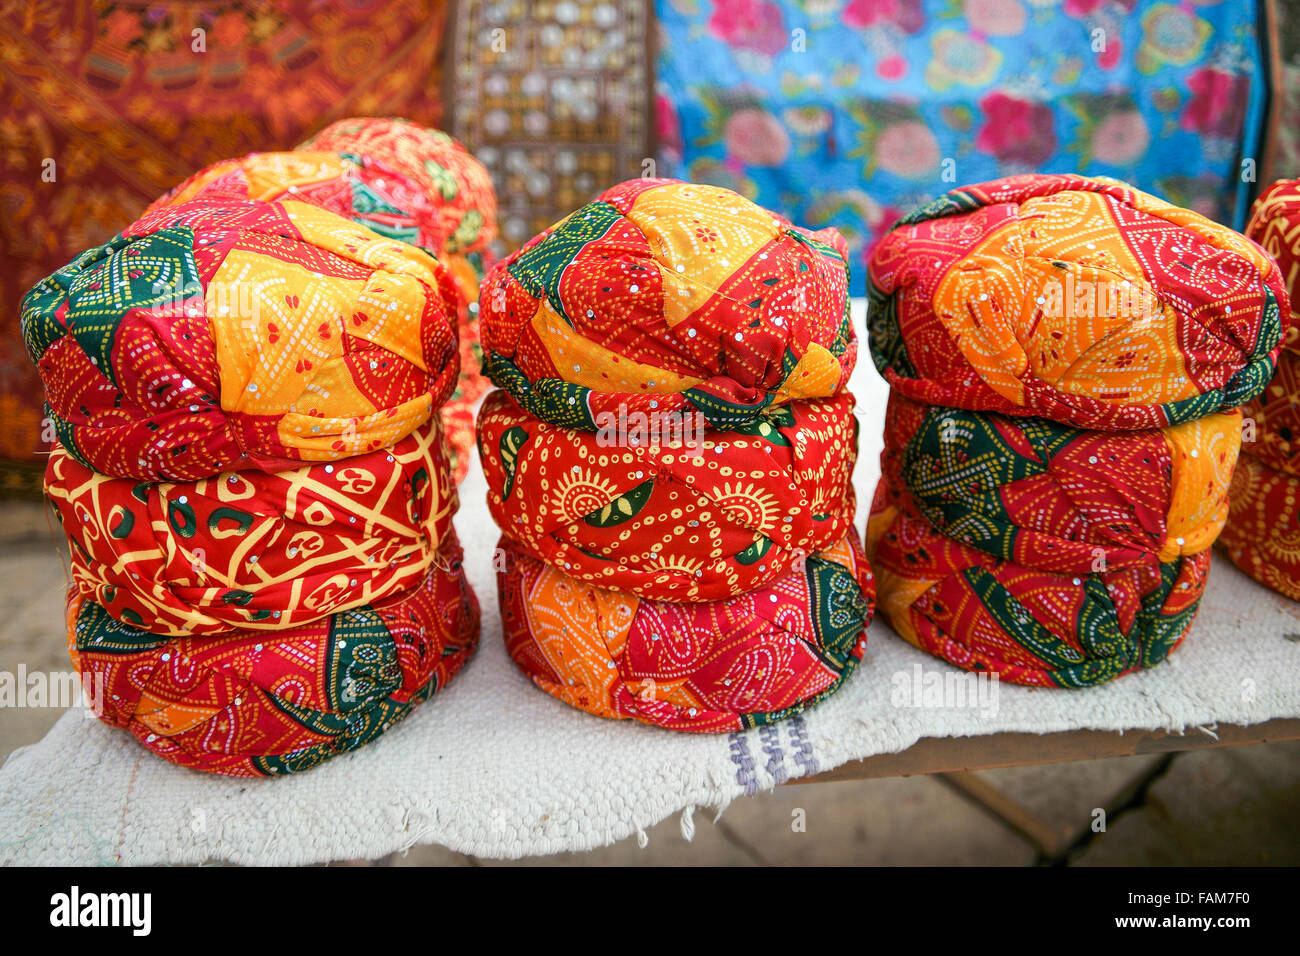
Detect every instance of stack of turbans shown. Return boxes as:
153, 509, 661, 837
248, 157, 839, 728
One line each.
476, 178, 875, 732
23, 118, 491, 775
1218, 180, 1300, 599
865, 173, 1285, 687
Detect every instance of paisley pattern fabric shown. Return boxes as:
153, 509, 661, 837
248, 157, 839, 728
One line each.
22, 198, 460, 481
867, 174, 1287, 431
299, 117, 497, 256
479, 178, 855, 432
478, 388, 857, 602
143, 150, 448, 252
1219, 178, 1300, 599
1218, 453, 1300, 601
867, 395, 1238, 687
69, 531, 479, 778
46, 419, 454, 638
497, 531, 873, 732
867, 495, 1210, 689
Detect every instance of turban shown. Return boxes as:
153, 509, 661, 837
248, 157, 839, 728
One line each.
46, 418, 455, 638
497, 532, 874, 732
21, 198, 460, 481
299, 117, 497, 256
477, 388, 858, 602
867, 173, 1287, 430
69, 531, 478, 777
1218, 453, 1300, 600
867, 394, 1240, 686
1216, 179, 1300, 598
479, 178, 855, 432
143, 150, 446, 252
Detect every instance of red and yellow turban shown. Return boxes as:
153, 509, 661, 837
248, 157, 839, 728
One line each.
299, 117, 497, 256
868, 173, 1287, 430
867, 395, 1240, 686
478, 389, 858, 602
46, 418, 456, 638
1217, 179, 1300, 599
497, 533, 873, 732
69, 531, 478, 777
143, 150, 446, 252
21, 198, 460, 481
479, 178, 855, 432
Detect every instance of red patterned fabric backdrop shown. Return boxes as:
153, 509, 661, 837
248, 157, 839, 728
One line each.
0, 1, 448, 491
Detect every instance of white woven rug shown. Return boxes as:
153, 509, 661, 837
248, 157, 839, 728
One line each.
3, 305, 1299, 866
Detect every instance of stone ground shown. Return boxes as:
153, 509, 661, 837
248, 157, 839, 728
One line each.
1, 500, 1296, 866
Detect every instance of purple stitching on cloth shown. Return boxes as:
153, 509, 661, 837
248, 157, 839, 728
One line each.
727, 732, 760, 795
785, 715, 819, 777
759, 725, 787, 785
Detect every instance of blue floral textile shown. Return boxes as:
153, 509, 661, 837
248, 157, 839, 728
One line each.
655, 0, 1268, 295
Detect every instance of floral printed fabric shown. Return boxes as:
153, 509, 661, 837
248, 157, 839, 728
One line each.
477, 180, 871, 730
868, 394, 1239, 687
21, 198, 461, 481
655, 0, 1268, 296
478, 389, 857, 602
479, 178, 855, 432
1218, 179, 1300, 600
497, 531, 873, 732
46, 419, 455, 638
867, 174, 1287, 430
68, 530, 479, 778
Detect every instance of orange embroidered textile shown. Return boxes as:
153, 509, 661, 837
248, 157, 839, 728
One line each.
21, 198, 460, 481
497, 531, 873, 732
479, 178, 855, 432
478, 388, 859, 602
867, 173, 1287, 430
299, 117, 497, 256
46, 419, 455, 638
1244, 178, 1300, 352
69, 531, 479, 778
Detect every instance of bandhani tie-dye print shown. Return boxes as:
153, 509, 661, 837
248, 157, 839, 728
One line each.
867, 173, 1287, 430
69, 531, 479, 778
867, 395, 1240, 687
46, 418, 455, 639
497, 531, 873, 732
299, 117, 498, 257
478, 388, 858, 602
142, 150, 447, 252
21, 198, 461, 481
479, 178, 856, 432
1218, 179, 1300, 600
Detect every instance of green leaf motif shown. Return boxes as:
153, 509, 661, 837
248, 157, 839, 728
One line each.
583, 479, 654, 527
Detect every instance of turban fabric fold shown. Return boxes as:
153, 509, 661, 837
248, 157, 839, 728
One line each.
22, 198, 461, 481
865, 174, 1266, 687
298, 117, 497, 256
70, 531, 478, 777
866, 395, 1240, 687
478, 389, 858, 602
477, 178, 870, 729
28, 117, 488, 775
868, 173, 1287, 431
497, 533, 873, 732
480, 178, 855, 432
46, 419, 455, 638
1217, 178, 1300, 599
